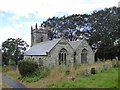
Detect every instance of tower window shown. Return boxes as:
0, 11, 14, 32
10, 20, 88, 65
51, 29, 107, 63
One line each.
41, 37, 43, 42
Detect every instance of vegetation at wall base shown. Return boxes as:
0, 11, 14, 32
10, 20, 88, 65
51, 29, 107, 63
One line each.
18, 67, 49, 83
47, 68, 118, 88
18, 60, 38, 76
2, 60, 119, 88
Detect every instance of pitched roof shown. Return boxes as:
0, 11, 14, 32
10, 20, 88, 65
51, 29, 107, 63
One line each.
68, 40, 82, 50
24, 38, 61, 55
24, 38, 82, 56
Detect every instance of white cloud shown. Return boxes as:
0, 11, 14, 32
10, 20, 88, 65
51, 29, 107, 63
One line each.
20, 21, 41, 29
0, 0, 119, 48
8, 15, 20, 22
13, 21, 41, 31
0, 13, 5, 17
0, 26, 31, 46
0, 0, 119, 18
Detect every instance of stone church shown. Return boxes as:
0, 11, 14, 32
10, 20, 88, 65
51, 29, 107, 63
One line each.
24, 24, 95, 67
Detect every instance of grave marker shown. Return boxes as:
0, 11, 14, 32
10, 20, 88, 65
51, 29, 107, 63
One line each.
91, 68, 96, 74
84, 69, 89, 77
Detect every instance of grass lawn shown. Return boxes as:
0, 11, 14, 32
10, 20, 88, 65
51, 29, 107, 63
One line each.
47, 68, 118, 88
2, 60, 119, 88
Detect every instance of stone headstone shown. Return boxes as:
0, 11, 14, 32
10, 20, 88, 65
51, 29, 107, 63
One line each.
97, 58, 100, 62
96, 67, 101, 73
115, 57, 119, 61
103, 58, 105, 62
91, 68, 96, 74
84, 69, 89, 77
112, 59, 117, 68
115, 57, 119, 67
107, 64, 110, 69
102, 64, 108, 70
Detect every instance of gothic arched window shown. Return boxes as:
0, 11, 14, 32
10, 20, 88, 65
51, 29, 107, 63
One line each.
81, 48, 87, 64
59, 48, 67, 65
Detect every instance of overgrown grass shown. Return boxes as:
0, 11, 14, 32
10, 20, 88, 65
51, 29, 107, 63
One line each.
2, 60, 119, 88
47, 68, 118, 88
2, 65, 13, 72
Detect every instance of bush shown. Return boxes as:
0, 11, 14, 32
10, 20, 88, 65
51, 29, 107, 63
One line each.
18, 67, 49, 82
18, 60, 38, 76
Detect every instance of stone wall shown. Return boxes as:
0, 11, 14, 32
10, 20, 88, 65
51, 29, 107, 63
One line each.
24, 39, 95, 67
76, 39, 94, 65
45, 38, 74, 67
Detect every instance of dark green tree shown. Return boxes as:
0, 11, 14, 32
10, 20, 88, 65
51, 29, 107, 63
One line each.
1, 38, 29, 65
41, 6, 119, 60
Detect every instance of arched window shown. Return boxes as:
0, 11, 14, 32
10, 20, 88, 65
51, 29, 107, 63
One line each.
81, 49, 87, 64
59, 48, 67, 65
41, 37, 43, 42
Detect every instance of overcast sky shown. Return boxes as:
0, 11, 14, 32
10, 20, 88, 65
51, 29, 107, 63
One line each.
0, 0, 119, 46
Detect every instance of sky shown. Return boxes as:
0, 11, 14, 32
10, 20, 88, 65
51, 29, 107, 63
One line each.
0, 0, 119, 47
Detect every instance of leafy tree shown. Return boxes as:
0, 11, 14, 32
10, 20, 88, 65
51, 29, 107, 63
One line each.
41, 6, 119, 60
1, 38, 29, 65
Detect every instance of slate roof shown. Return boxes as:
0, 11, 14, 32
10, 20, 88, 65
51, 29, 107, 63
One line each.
24, 38, 82, 56
24, 38, 61, 55
68, 41, 82, 50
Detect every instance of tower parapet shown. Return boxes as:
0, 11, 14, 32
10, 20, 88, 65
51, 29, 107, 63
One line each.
31, 23, 49, 46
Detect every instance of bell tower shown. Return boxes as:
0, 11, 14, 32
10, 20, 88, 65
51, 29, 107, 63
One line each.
31, 23, 48, 46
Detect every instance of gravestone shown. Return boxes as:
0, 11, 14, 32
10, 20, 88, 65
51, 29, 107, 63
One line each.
96, 67, 101, 73
112, 59, 117, 68
91, 68, 96, 74
116, 57, 119, 67
102, 64, 108, 70
107, 64, 110, 69
84, 69, 89, 77
97, 58, 100, 62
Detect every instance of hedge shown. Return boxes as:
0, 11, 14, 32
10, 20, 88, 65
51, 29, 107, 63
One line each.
18, 60, 38, 76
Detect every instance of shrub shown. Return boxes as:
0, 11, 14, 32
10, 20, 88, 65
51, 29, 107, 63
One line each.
18, 65, 49, 82
18, 60, 38, 76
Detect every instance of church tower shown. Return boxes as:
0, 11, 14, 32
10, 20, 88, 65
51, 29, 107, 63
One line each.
31, 23, 48, 46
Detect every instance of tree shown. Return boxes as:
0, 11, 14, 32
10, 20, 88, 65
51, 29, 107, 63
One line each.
41, 6, 119, 60
1, 38, 29, 65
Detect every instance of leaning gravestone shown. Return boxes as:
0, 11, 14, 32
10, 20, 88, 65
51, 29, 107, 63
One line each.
84, 69, 89, 77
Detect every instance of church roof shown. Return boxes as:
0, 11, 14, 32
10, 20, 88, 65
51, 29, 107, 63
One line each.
24, 38, 83, 56
24, 38, 61, 56
68, 41, 82, 50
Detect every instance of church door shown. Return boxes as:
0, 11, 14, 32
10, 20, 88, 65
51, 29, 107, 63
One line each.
81, 49, 87, 64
